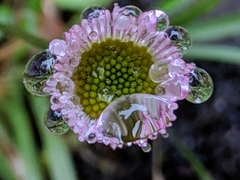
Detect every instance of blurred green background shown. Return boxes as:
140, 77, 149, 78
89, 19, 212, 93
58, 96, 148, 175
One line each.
0, 0, 240, 180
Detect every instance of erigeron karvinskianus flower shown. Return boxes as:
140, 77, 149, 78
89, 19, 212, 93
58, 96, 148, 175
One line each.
23, 4, 213, 152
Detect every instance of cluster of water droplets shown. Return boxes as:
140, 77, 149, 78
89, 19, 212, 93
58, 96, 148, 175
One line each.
23, 49, 71, 134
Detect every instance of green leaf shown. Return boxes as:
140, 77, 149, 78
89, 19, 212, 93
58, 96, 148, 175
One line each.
185, 44, 240, 63
155, 0, 194, 17
156, 0, 223, 25
169, 131, 214, 180
187, 11, 240, 41
52, 0, 114, 10
170, 0, 223, 25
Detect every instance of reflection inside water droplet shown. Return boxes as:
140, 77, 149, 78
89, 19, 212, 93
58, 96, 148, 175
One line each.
155, 10, 169, 31
80, 6, 105, 20
165, 26, 191, 55
121, 5, 142, 17
186, 67, 213, 104
44, 108, 70, 135
98, 94, 169, 144
23, 49, 56, 97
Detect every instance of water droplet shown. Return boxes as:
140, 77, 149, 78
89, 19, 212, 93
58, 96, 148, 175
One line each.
162, 132, 169, 138
98, 94, 171, 144
131, 66, 141, 74
155, 84, 165, 95
44, 108, 70, 135
23, 49, 56, 97
121, 5, 142, 17
88, 31, 99, 41
155, 10, 169, 31
92, 67, 105, 79
97, 86, 114, 103
165, 26, 191, 55
141, 143, 151, 152
70, 95, 80, 105
186, 67, 213, 104
149, 62, 168, 83
80, 6, 105, 20
115, 15, 131, 30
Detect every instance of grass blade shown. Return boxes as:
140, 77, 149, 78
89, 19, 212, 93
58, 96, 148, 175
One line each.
185, 44, 240, 63
187, 11, 240, 42
29, 97, 78, 180
0, 79, 44, 180
169, 131, 214, 180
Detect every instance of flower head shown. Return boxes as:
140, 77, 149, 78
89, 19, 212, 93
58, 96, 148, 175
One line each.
23, 3, 213, 152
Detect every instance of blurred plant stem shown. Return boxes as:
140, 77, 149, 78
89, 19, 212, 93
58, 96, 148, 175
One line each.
0, 22, 48, 49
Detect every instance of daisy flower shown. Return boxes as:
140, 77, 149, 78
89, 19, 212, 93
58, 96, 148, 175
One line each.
23, 3, 213, 152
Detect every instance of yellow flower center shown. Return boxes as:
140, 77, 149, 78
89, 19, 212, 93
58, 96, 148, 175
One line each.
72, 39, 157, 119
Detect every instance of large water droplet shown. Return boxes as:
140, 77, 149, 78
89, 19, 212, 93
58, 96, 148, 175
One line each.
186, 67, 213, 104
155, 10, 169, 31
141, 143, 151, 152
98, 94, 172, 144
23, 49, 56, 97
44, 108, 70, 135
165, 26, 191, 55
97, 86, 114, 103
80, 6, 105, 20
121, 5, 142, 17
149, 62, 168, 83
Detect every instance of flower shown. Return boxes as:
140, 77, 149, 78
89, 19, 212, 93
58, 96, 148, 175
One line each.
23, 3, 213, 152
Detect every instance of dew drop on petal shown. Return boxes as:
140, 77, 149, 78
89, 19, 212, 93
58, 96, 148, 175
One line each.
44, 108, 70, 135
92, 67, 105, 79
149, 62, 168, 83
121, 5, 142, 17
162, 132, 169, 138
155, 10, 169, 31
80, 6, 105, 20
115, 15, 131, 30
186, 67, 214, 104
141, 143, 151, 152
97, 86, 114, 103
165, 26, 191, 55
23, 49, 56, 97
88, 31, 99, 41
155, 84, 165, 95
